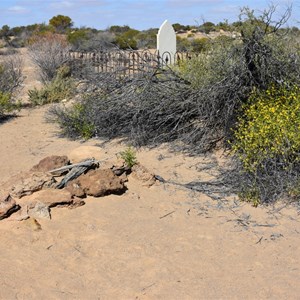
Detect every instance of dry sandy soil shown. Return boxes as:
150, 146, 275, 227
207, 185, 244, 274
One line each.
0, 49, 299, 300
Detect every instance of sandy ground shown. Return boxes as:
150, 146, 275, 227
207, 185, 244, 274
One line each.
0, 49, 299, 299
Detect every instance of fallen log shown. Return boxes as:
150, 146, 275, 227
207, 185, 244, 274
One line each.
49, 158, 99, 176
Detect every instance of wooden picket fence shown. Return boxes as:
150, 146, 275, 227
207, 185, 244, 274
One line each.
68, 49, 194, 77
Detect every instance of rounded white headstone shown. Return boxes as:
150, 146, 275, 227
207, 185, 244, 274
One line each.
157, 20, 176, 64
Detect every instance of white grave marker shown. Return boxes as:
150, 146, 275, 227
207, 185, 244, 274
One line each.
157, 20, 176, 65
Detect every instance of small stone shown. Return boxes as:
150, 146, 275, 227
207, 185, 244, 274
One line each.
31, 155, 69, 173
28, 201, 51, 219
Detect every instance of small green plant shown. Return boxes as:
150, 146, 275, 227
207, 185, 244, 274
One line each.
119, 147, 138, 168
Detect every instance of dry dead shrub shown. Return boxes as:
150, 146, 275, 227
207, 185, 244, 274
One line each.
0, 54, 23, 94
0, 54, 23, 118
28, 32, 71, 83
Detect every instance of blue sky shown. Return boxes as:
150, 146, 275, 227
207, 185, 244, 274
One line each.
0, 0, 299, 30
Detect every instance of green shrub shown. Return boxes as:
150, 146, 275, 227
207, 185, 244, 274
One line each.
114, 29, 139, 50
28, 66, 75, 106
176, 36, 191, 51
0, 91, 15, 117
190, 38, 210, 52
48, 102, 95, 140
68, 103, 95, 139
67, 29, 88, 48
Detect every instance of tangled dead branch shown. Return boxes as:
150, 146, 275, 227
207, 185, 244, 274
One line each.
0, 54, 23, 95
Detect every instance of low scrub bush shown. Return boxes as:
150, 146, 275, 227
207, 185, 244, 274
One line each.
47, 70, 194, 146
233, 84, 300, 204
48, 102, 95, 139
0, 91, 16, 117
28, 66, 75, 106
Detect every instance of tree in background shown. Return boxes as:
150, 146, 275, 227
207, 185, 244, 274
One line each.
172, 23, 190, 32
136, 28, 157, 49
49, 15, 73, 33
198, 21, 216, 34
0, 25, 12, 46
67, 29, 88, 49
67, 28, 115, 51
216, 20, 232, 32
109, 25, 131, 34
114, 28, 140, 50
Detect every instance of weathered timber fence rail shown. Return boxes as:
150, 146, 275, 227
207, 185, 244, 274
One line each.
68, 49, 195, 77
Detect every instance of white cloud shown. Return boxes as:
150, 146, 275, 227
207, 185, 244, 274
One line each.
8, 5, 30, 14
167, 0, 222, 7
49, 1, 74, 9
211, 5, 239, 14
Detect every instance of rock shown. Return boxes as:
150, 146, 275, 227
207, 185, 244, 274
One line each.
28, 201, 51, 219
111, 163, 131, 176
131, 163, 156, 187
7, 172, 56, 199
68, 146, 104, 164
31, 155, 69, 173
20, 189, 74, 208
73, 169, 126, 197
0, 192, 19, 220
65, 181, 85, 198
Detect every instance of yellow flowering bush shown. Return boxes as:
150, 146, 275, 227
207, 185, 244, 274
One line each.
233, 84, 300, 172
233, 84, 300, 204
